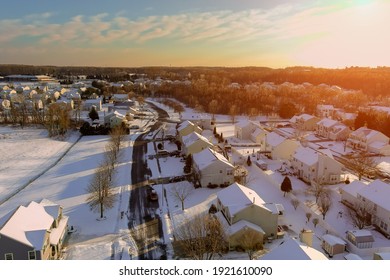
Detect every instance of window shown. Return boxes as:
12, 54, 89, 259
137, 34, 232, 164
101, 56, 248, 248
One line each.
28, 250, 36, 260
5, 253, 13, 260
227, 169, 233, 175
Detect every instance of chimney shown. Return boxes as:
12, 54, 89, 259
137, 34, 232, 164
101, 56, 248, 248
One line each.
299, 229, 313, 247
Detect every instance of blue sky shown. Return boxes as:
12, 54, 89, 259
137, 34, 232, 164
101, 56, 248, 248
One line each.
1, 0, 389, 68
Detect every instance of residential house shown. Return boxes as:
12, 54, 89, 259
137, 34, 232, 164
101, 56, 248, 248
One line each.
177, 120, 202, 141
321, 234, 346, 257
235, 121, 255, 140
316, 104, 336, 118
182, 131, 213, 156
250, 127, 267, 144
192, 148, 234, 188
83, 98, 102, 111
260, 237, 328, 260
291, 114, 320, 131
0, 199, 69, 260
216, 183, 280, 239
265, 132, 301, 161
346, 127, 390, 155
291, 147, 343, 185
373, 252, 390, 260
111, 94, 129, 102
315, 118, 350, 141
346, 230, 374, 249
340, 180, 366, 208
104, 111, 125, 128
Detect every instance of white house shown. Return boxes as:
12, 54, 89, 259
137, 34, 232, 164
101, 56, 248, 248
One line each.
192, 148, 234, 188
341, 179, 390, 236
182, 131, 213, 156
315, 118, 350, 140
316, 104, 335, 118
104, 111, 125, 128
291, 147, 343, 185
347, 127, 390, 155
291, 114, 320, 131
265, 132, 301, 160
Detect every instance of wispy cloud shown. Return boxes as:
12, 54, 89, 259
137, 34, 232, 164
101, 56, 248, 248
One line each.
1, 1, 390, 67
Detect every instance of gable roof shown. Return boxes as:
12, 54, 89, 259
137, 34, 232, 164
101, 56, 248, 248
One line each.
178, 120, 201, 132
293, 147, 334, 166
322, 234, 346, 246
260, 238, 328, 260
358, 180, 390, 211
193, 147, 233, 171
0, 201, 55, 249
341, 180, 366, 198
251, 127, 266, 138
266, 132, 286, 147
182, 131, 212, 148
351, 127, 384, 140
217, 183, 275, 216
317, 118, 338, 128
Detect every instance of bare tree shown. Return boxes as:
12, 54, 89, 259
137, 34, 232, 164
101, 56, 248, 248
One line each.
343, 152, 378, 180
208, 99, 218, 120
173, 213, 228, 260
239, 229, 263, 260
308, 182, 328, 203
86, 165, 116, 219
291, 198, 300, 210
318, 193, 332, 220
347, 201, 373, 229
171, 184, 193, 211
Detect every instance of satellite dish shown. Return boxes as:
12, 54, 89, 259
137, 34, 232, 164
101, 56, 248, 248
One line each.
2, 99, 10, 109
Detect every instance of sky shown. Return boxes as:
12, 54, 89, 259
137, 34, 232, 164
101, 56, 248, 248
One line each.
0, 0, 389, 68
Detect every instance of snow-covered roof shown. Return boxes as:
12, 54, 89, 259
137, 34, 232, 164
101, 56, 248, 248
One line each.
341, 180, 366, 198
217, 183, 270, 216
358, 180, 390, 211
266, 132, 286, 147
374, 252, 390, 260
193, 147, 233, 171
351, 127, 384, 140
347, 230, 374, 242
322, 234, 346, 246
235, 120, 251, 129
182, 131, 211, 148
251, 127, 266, 138
0, 201, 55, 249
317, 118, 338, 128
369, 141, 389, 150
344, 253, 362, 260
229, 220, 265, 235
298, 114, 316, 121
293, 147, 334, 166
260, 238, 328, 260
177, 120, 195, 131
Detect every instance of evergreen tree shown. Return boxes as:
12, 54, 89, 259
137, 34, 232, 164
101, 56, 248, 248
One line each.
89, 106, 99, 121
280, 176, 292, 197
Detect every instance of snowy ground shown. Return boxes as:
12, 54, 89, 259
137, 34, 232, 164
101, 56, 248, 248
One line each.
2, 100, 390, 261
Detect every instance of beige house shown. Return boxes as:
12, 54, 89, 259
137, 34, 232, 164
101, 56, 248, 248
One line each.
321, 234, 346, 257
182, 131, 213, 156
291, 147, 343, 185
347, 127, 390, 155
192, 148, 234, 188
265, 132, 301, 160
216, 183, 279, 238
291, 114, 320, 131
250, 127, 267, 144
177, 120, 202, 141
